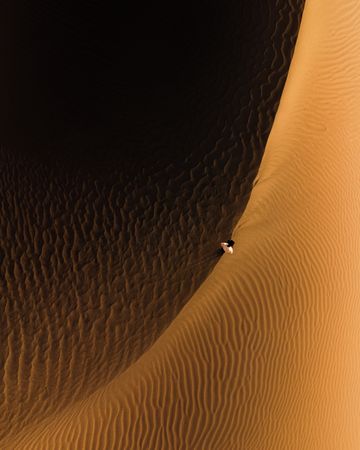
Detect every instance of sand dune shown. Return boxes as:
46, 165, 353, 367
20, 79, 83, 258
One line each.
0, 0, 306, 446
7, 0, 360, 447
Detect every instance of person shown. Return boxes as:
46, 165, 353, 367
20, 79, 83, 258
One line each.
220, 239, 235, 254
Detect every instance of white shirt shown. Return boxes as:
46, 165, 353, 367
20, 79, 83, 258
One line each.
220, 242, 234, 254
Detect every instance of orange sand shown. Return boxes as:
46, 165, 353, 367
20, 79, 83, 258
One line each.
4, 0, 360, 448
1, 1, 304, 447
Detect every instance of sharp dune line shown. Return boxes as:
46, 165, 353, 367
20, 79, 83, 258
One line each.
4, 0, 360, 447
1, 0, 306, 446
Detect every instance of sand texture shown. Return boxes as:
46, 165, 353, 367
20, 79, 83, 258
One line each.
0, 0, 305, 446
5, 0, 360, 447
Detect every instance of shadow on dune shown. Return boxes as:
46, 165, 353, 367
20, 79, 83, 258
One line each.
0, 0, 305, 444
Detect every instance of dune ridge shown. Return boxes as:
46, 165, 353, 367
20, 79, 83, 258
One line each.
5, 0, 360, 447
0, 0, 306, 445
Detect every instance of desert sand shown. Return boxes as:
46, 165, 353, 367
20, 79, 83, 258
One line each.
3, 0, 360, 447
0, 1, 304, 447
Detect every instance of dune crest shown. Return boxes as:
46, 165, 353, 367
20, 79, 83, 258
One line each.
5, 0, 360, 447
0, 0, 305, 445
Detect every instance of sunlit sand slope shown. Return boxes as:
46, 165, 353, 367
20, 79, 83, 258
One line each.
8, 0, 360, 447
0, 0, 305, 444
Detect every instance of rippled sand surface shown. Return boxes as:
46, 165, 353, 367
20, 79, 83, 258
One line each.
11, 0, 360, 447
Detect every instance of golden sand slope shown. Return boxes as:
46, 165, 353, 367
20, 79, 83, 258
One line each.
7, 0, 360, 447
0, 1, 305, 445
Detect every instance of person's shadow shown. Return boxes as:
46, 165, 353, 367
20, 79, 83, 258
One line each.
216, 248, 225, 256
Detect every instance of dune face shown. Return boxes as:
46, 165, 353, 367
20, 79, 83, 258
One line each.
0, 0, 310, 448
63, 0, 360, 448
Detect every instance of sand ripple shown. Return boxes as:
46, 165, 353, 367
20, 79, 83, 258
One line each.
0, 0, 307, 447
11, 0, 360, 445
9, 0, 360, 447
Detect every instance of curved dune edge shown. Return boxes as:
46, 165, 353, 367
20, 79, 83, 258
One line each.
1, 2, 307, 443
0, 3, 306, 440
6, 0, 360, 447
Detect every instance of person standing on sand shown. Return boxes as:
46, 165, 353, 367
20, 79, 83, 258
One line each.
220, 239, 235, 254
